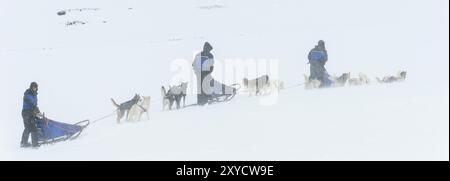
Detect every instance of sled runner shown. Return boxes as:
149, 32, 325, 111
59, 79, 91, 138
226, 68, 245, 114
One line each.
36, 117, 89, 145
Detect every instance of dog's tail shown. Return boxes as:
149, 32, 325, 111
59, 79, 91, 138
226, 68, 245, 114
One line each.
111, 98, 120, 108
161, 86, 167, 97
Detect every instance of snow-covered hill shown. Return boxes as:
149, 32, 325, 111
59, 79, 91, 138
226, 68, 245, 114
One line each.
0, 0, 448, 160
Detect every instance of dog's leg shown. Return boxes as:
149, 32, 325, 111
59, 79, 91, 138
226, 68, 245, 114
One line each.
163, 99, 169, 111
117, 110, 123, 124
183, 95, 186, 108
137, 112, 142, 122
126, 109, 132, 122
176, 98, 180, 109
125, 110, 130, 122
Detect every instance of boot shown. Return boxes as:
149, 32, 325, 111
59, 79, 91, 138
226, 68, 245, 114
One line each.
20, 142, 31, 148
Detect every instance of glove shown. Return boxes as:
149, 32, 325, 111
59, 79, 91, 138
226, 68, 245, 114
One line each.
35, 112, 43, 119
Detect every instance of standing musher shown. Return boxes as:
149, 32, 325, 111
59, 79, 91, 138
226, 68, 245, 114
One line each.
21, 82, 42, 148
308, 40, 333, 87
193, 42, 215, 105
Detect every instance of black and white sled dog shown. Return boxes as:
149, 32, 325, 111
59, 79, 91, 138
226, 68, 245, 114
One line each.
348, 73, 370, 86
243, 75, 270, 96
111, 94, 141, 124
161, 82, 188, 110
128, 96, 151, 122
376, 71, 407, 83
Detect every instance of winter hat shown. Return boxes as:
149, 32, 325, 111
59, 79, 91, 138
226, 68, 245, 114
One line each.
30, 82, 38, 89
318, 40, 325, 48
203, 42, 213, 52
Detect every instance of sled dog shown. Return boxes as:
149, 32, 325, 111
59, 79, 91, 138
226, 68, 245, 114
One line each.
348, 73, 370, 86
331, 72, 350, 87
111, 94, 141, 124
376, 71, 407, 83
266, 79, 285, 94
128, 96, 150, 122
161, 82, 188, 110
243, 75, 270, 96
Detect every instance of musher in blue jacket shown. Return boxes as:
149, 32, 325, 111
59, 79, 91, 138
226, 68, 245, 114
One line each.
308, 40, 332, 87
21, 82, 41, 148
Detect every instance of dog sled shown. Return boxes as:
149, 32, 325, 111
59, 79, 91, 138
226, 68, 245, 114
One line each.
36, 117, 89, 145
204, 80, 241, 104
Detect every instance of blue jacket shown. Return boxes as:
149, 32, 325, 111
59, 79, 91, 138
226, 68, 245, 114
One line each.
22, 89, 38, 112
308, 47, 328, 65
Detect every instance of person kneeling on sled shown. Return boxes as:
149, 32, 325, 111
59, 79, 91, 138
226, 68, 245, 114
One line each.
193, 42, 215, 105
308, 40, 332, 87
20, 82, 42, 148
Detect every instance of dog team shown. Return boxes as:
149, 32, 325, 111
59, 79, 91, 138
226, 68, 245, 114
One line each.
105, 40, 406, 123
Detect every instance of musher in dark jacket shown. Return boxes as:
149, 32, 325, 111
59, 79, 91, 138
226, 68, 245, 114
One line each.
21, 82, 41, 148
193, 42, 215, 105
308, 40, 332, 87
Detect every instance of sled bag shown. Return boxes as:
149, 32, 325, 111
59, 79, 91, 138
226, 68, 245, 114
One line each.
36, 119, 83, 141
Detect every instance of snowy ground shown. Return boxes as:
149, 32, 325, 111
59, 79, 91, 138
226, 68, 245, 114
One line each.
0, 0, 448, 160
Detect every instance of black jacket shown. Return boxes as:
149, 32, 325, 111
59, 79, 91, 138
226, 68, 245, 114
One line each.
200, 42, 214, 75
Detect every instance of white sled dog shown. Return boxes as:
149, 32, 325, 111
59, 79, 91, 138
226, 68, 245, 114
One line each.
111, 94, 140, 124
266, 79, 285, 94
127, 96, 151, 122
258, 79, 284, 95
161, 82, 188, 110
348, 73, 370, 86
303, 74, 321, 89
376, 71, 407, 83
243, 75, 270, 96
330, 72, 350, 87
